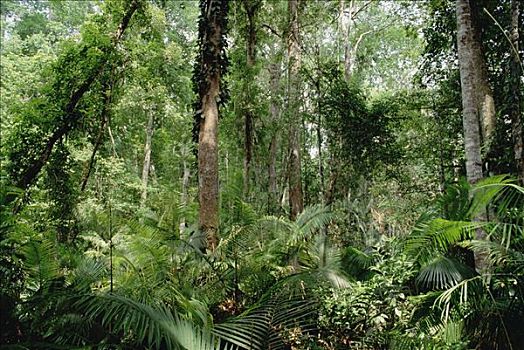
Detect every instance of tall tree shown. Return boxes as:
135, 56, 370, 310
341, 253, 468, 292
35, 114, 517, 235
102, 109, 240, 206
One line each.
456, 0, 489, 272
469, 1, 496, 151
193, 0, 229, 252
509, 0, 523, 184
268, 52, 282, 215
241, 0, 259, 198
287, 0, 304, 221
140, 110, 154, 207
339, 0, 372, 82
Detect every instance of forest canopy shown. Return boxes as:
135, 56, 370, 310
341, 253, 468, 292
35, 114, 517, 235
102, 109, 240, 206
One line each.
0, 0, 523, 349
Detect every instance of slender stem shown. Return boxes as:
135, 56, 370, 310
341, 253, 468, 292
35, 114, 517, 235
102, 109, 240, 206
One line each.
109, 203, 113, 294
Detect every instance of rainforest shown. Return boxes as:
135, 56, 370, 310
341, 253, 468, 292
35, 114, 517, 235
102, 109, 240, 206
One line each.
0, 0, 523, 349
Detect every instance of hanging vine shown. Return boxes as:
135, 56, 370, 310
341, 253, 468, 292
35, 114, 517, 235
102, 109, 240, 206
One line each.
192, 0, 230, 146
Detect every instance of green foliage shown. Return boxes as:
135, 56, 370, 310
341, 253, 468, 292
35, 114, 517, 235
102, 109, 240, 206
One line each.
319, 249, 416, 349
320, 65, 400, 194
1, 0, 523, 349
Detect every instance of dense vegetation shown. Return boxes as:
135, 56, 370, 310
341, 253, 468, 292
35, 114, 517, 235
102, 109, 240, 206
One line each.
0, 0, 522, 349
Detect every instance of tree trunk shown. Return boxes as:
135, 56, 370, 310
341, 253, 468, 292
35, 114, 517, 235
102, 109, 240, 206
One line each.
315, 72, 325, 199
194, 0, 229, 252
179, 151, 191, 234
11, 0, 139, 194
242, 0, 258, 199
342, 0, 355, 82
469, 1, 496, 149
510, 0, 523, 184
268, 59, 281, 215
456, 0, 488, 272
287, 0, 304, 221
140, 111, 154, 207
340, 0, 371, 82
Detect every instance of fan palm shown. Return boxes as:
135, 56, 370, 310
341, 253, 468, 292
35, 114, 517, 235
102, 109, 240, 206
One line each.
404, 175, 524, 349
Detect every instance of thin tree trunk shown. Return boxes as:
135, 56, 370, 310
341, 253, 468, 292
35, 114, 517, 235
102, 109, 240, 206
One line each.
324, 155, 338, 205
140, 111, 154, 207
510, 0, 523, 184
456, 0, 488, 272
268, 59, 281, 214
182, 159, 190, 208
315, 73, 324, 199
179, 155, 191, 234
342, 0, 354, 81
341, 0, 372, 82
242, 0, 258, 198
287, 0, 304, 221
195, 0, 229, 252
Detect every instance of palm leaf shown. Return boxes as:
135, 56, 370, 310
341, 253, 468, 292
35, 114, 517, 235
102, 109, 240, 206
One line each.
213, 287, 318, 350
416, 255, 472, 290
295, 204, 333, 239
468, 175, 524, 219
20, 238, 61, 292
405, 218, 481, 265
459, 239, 524, 273
75, 293, 219, 350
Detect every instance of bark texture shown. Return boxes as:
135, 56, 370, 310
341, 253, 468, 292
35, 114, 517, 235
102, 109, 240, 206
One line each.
268, 59, 281, 214
469, 1, 496, 148
194, 0, 229, 252
456, 0, 488, 272
287, 0, 304, 221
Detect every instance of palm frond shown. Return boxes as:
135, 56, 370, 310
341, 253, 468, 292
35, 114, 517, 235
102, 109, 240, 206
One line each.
468, 175, 523, 219
75, 293, 219, 350
213, 288, 318, 350
295, 204, 333, 239
434, 276, 485, 322
20, 238, 61, 292
405, 218, 481, 265
416, 255, 472, 290
459, 240, 524, 273
343, 246, 375, 270
69, 256, 107, 290
306, 233, 350, 288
